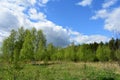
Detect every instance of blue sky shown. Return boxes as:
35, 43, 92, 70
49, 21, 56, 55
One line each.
0, 0, 120, 46
44, 0, 118, 36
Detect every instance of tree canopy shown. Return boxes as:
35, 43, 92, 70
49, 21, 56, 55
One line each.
1, 27, 120, 63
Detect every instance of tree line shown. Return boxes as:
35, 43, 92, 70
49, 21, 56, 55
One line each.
0, 27, 120, 64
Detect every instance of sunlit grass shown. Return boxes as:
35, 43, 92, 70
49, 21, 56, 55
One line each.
0, 61, 120, 80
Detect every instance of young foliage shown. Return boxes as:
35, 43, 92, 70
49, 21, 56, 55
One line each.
96, 45, 111, 61
20, 29, 35, 60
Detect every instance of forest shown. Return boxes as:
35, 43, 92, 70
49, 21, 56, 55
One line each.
0, 27, 120, 80
1, 27, 120, 63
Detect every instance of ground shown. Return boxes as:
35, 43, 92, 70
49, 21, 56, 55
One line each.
0, 61, 120, 80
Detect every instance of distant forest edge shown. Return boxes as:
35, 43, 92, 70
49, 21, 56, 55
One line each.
0, 27, 120, 66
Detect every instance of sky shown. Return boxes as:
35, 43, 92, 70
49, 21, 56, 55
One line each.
0, 0, 120, 46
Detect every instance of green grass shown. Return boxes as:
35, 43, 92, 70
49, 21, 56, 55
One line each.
0, 62, 120, 80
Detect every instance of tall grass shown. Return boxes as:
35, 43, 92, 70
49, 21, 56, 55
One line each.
0, 62, 120, 80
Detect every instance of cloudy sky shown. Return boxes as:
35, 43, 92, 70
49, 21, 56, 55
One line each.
0, 0, 120, 46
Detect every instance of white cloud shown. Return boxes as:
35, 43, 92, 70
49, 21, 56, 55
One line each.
30, 0, 36, 5
104, 7, 120, 33
76, 0, 93, 7
0, 0, 70, 46
0, 9, 19, 31
102, 0, 117, 8
0, 30, 9, 46
31, 20, 71, 46
41, 0, 49, 4
70, 31, 109, 44
91, 9, 108, 19
28, 8, 46, 21
92, 0, 120, 33
0, 0, 109, 46
38, 0, 49, 6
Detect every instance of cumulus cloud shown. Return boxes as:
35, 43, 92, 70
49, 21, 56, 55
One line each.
0, 0, 70, 47
0, 10, 19, 31
0, 2, 21, 45
38, 0, 49, 6
104, 7, 120, 33
76, 0, 93, 7
28, 8, 46, 21
92, 0, 120, 33
69, 30, 109, 44
31, 20, 71, 46
30, 0, 36, 5
0, 0, 109, 46
102, 0, 117, 8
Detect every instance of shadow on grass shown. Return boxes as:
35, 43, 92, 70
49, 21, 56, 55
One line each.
31, 61, 61, 66
101, 77, 114, 80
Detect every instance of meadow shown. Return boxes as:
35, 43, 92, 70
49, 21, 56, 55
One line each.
1, 28, 120, 80
0, 61, 120, 80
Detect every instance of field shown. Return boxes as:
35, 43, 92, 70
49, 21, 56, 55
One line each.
0, 61, 120, 80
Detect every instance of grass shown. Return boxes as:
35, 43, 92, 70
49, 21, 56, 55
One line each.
0, 61, 120, 80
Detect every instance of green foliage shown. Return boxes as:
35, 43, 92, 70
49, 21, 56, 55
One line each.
2, 38, 10, 61
115, 38, 120, 50
1, 27, 120, 63
47, 43, 55, 60
115, 49, 120, 60
109, 38, 115, 50
77, 44, 96, 62
1, 27, 120, 79
2, 30, 17, 62
13, 41, 22, 69
64, 43, 77, 61
115, 49, 120, 66
96, 45, 111, 61
52, 48, 64, 61
20, 30, 34, 60
1, 27, 47, 62
34, 30, 46, 61
0, 62, 120, 80
35, 42, 46, 61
